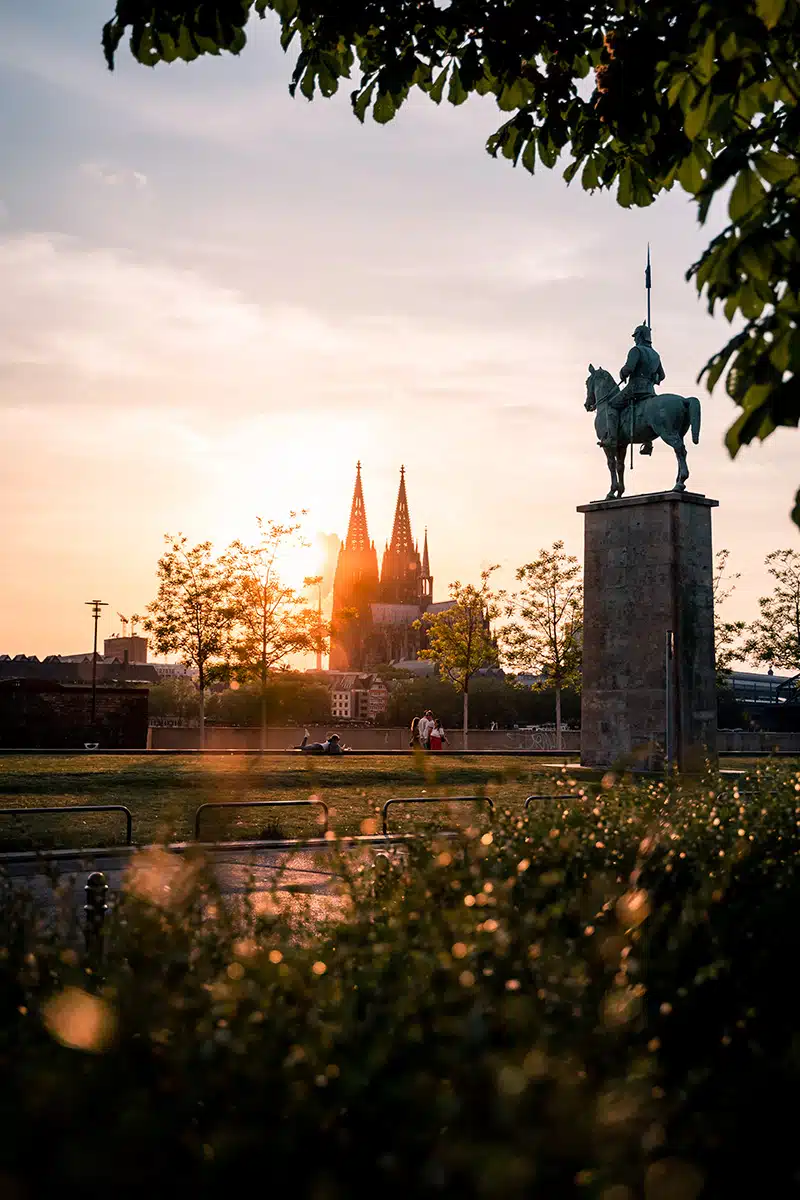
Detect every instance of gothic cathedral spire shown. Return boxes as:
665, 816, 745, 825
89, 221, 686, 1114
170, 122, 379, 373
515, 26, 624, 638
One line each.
380, 465, 423, 605
329, 462, 380, 671
344, 460, 371, 552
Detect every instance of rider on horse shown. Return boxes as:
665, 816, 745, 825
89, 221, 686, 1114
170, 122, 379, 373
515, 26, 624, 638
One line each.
608, 324, 665, 456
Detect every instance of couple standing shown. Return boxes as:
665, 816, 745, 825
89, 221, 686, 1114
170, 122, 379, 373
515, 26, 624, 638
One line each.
411, 709, 448, 751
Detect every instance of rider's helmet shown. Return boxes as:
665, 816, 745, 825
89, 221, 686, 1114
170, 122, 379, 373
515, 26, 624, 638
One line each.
632, 323, 652, 345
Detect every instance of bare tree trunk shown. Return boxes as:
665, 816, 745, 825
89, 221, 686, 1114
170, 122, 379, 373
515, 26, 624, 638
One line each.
260, 688, 267, 753
198, 686, 206, 750
463, 689, 469, 752
555, 686, 562, 751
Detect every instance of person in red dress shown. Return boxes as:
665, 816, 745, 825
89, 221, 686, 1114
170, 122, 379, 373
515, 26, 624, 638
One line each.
429, 719, 448, 751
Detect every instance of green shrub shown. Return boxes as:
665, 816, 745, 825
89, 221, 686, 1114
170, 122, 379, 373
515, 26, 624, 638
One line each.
2, 766, 800, 1197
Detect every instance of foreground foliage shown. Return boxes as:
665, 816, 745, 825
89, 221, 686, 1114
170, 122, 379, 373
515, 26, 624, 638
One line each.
3, 765, 800, 1196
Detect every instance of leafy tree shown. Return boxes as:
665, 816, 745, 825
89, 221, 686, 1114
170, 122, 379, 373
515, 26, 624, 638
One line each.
221, 517, 328, 749
744, 548, 800, 671
103, 1, 800, 526
713, 547, 746, 684
467, 676, 526, 729
147, 676, 200, 723
502, 541, 582, 749
418, 569, 502, 749
142, 535, 234, 747
207, 675, 331, 726
383, 677, 462, 729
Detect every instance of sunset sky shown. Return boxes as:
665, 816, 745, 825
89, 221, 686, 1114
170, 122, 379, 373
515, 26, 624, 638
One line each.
1, 2, 798, 666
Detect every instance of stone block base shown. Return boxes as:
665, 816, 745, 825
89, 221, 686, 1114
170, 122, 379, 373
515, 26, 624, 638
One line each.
578, 491, 718, 771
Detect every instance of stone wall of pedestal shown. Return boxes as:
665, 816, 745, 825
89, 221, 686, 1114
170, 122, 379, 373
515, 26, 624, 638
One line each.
578, 491, 718, 770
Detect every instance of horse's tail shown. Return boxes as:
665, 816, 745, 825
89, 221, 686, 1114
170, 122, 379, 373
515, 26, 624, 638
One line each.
687, 395, 701, 444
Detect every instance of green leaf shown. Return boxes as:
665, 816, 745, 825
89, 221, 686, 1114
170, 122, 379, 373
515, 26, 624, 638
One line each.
537, 133, 558, 169
352, 81, 376, 123
373, 89, 397, 124
448, 65, 468, 106
754, 151, 797, 185
739, 243, 773, 282
756, 0, 787, 28
501, 127, 520, 161
697, 32, 716, 80
521, 138, 536, 175
617, 163, 634, 208
729, 167, 767, 223
677, 151, 703, 195
429, 68, 448, 104
667, 71, 689, 106
684, 87, 711, 141
581, 157, 599, 190
739, 281, 766, 320
299, 65, 315, 101
133, 27, 161, 67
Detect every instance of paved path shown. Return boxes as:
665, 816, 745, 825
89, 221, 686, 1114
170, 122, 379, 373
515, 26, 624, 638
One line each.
1, 839, 406, 926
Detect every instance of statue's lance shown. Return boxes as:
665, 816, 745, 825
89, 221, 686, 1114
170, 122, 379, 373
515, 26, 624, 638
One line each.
646, 243, 652, 330
631, 245, 653, 468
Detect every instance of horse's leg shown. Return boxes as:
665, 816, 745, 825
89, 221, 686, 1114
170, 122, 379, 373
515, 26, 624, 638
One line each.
603, 445, 618, 499
659, 431, 689, 492
615, 444, 626, 496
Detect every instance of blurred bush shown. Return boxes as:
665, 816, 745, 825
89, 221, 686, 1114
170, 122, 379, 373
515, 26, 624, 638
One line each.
2, 765, 800, 1197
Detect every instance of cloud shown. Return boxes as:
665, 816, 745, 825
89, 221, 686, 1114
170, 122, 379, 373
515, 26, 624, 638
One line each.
80, 162, 148, 190
0, 231, 568, 417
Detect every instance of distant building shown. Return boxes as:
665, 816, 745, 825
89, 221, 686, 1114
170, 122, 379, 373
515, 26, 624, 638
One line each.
330, 463, 440, 671
0, 654, 158, 685
0, 679, 148, 749
726, 669, 799, 704
104, 635, 149, 664
327, 672, 391, 722
151, 663, 199, 681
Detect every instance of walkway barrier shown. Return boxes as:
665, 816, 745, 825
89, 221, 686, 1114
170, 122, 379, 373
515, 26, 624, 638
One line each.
0, 805, 133, 846
382, 795, 494, 837
194, 798, 330, 842
524, 794, 574, 811
84, 871, 109, 962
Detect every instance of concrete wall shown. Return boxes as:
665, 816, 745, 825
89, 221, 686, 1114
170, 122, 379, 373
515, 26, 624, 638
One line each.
579, 491, 718, 770
717, 730, 800, 754
148, 725, 583, 752
147, 724, 800, 755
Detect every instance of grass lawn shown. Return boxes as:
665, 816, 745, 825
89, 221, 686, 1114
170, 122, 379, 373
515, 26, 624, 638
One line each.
0, 753, 581, 850
1, 752, 794, 851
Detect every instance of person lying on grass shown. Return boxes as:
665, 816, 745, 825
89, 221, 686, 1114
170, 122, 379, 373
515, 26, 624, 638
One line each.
294, 730, 348, 755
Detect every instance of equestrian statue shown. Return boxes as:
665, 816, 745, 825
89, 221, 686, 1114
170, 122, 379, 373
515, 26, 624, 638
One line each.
585, 323, 701, 499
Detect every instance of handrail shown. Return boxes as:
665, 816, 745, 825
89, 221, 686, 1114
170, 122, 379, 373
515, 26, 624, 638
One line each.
524, 794, 574, 811
381, 795, 494, 837
0, 805, 133, 845
194, 799, 329, 841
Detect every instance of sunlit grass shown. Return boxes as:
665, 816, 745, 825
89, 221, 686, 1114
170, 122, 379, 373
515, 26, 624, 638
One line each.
0, 754, 576, 848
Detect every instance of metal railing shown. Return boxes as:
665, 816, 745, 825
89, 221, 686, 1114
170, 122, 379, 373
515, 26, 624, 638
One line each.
524, 794, 574, 811
382, 795, 494, 837
0, 804, 133, 845
193, 798, 330, 842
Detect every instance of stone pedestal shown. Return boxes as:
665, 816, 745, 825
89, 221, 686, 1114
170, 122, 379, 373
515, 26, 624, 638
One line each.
578, 491, 718, 771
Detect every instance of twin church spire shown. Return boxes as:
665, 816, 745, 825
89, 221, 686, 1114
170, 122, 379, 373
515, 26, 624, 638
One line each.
330, 463, 434, 670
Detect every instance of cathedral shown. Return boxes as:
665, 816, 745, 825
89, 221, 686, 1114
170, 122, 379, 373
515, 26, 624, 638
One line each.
330, 464, 445, 671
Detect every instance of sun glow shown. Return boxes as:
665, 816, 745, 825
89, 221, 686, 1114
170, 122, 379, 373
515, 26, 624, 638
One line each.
194, 413, 365, 591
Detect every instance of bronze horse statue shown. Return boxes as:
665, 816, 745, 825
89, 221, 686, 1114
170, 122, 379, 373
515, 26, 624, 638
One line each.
585, 365, 702, 499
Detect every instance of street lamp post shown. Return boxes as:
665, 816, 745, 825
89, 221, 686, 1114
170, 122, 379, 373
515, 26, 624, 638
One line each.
85, 600, 108, 729
304, 576, 324, 671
